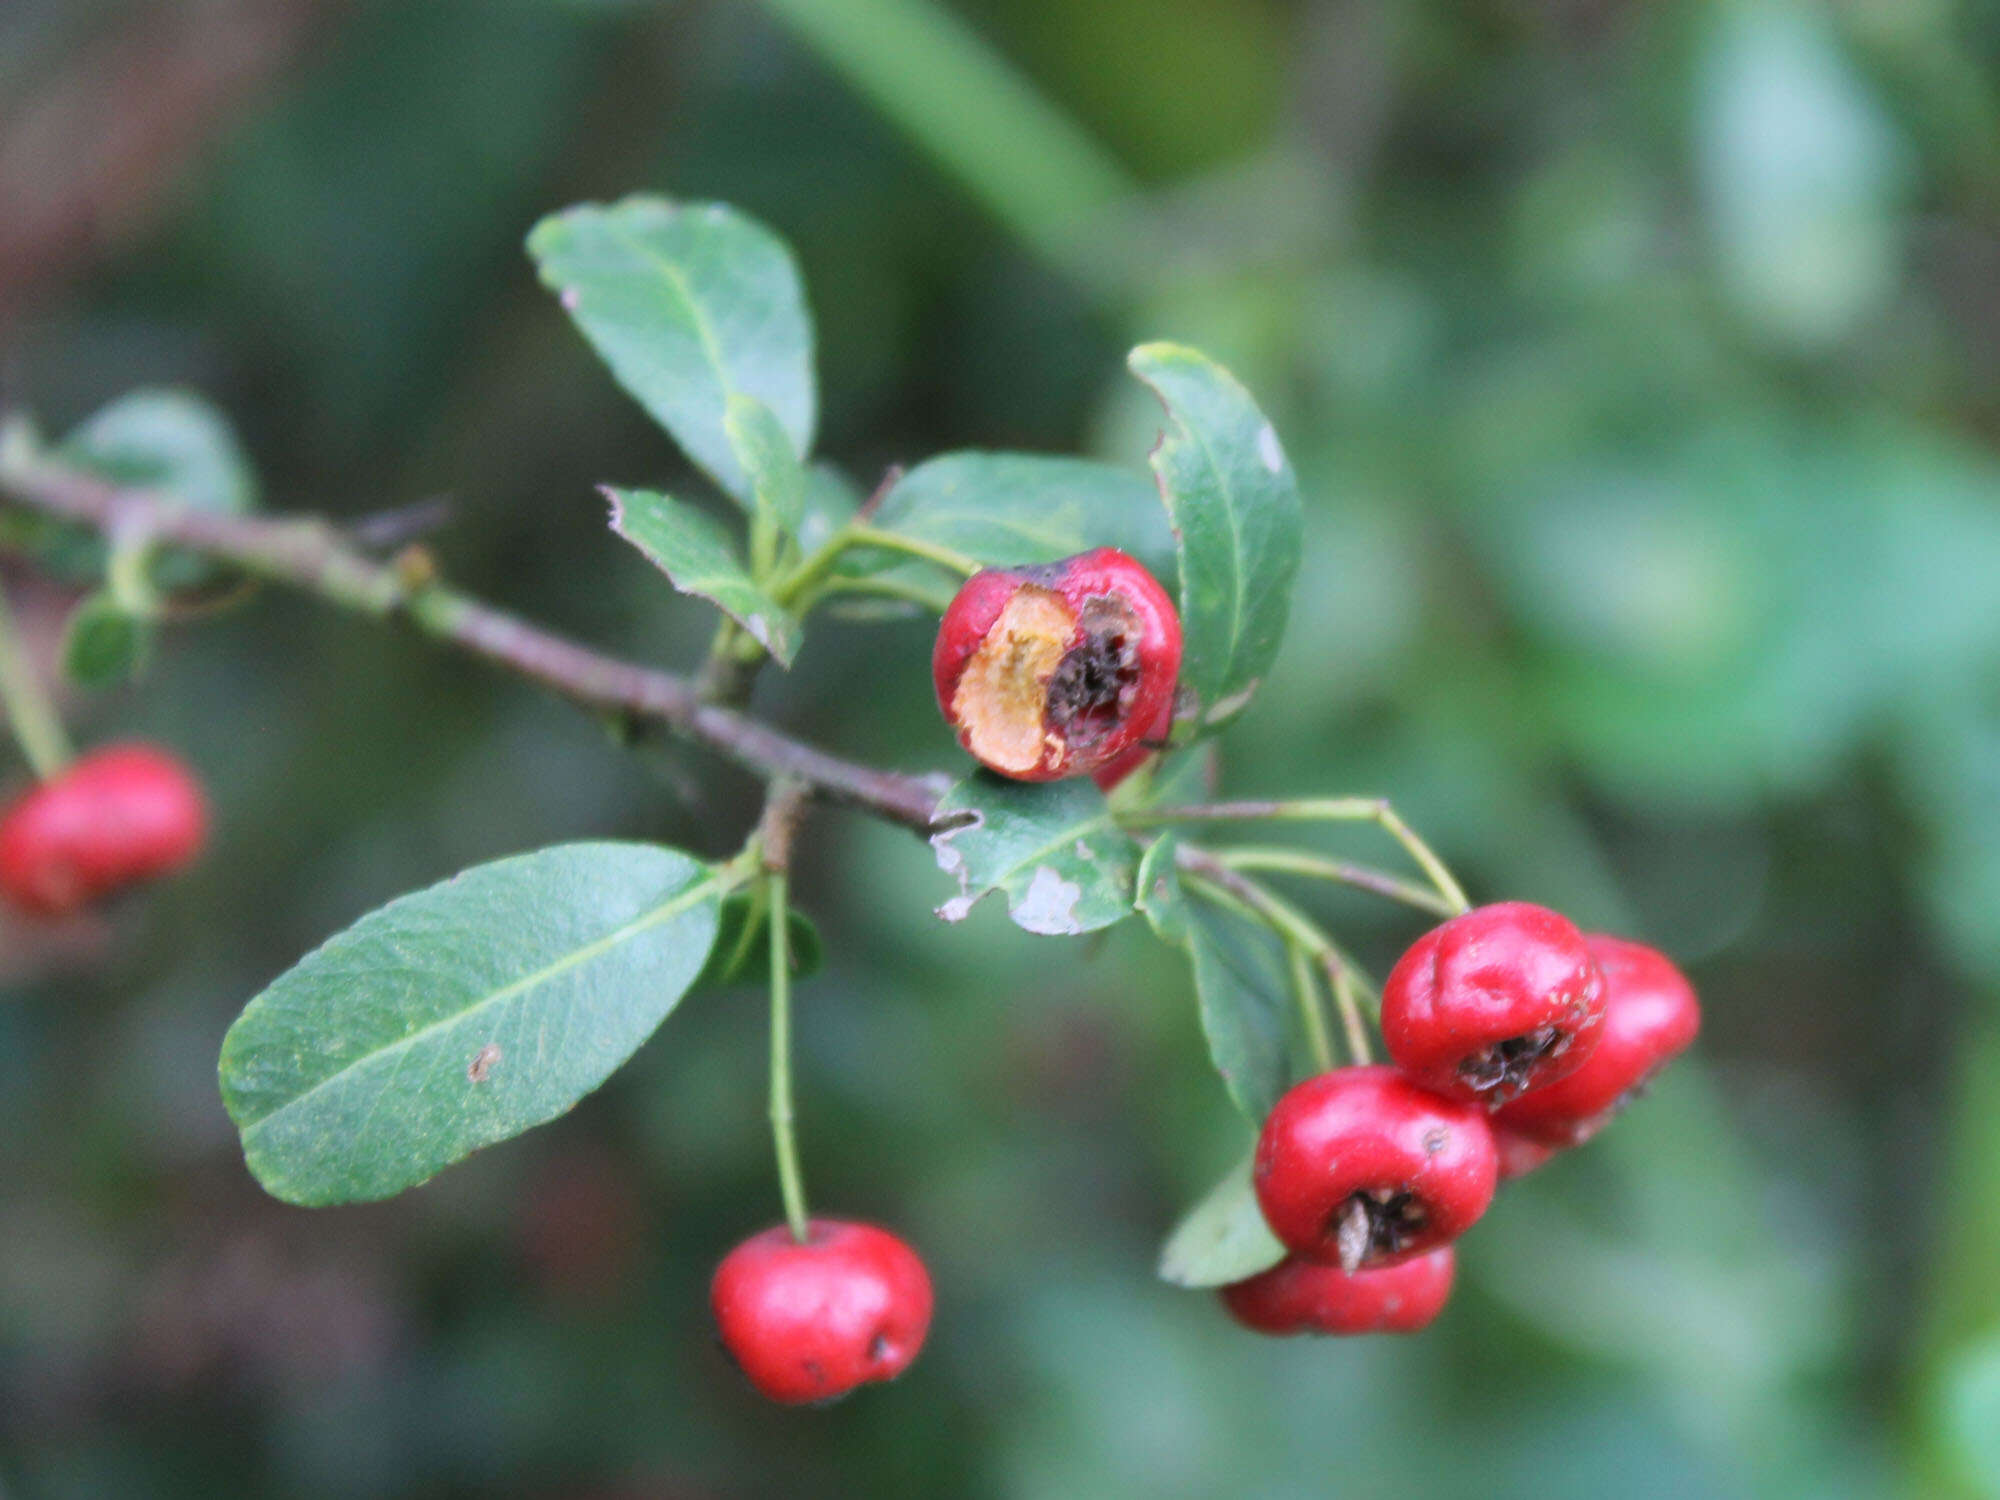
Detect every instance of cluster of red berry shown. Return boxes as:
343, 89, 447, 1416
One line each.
709, 544, 1698, 1400
0, 743, 207, 919
708, 546, 1177, 1405
1229, 903, 1699, 1336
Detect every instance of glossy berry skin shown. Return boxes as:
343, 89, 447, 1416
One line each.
1493, 934, 1700, 1148
1381, 902, 1606, 1107
711, 1219, 933, 1405
1253, 1065, 1497, 1272
0, 744, 207, 918
1091, 695, 1176, 793
1493, 1123, 1559, 1180
1221, 1246, 1455, 1336
933, 547, 1180, 782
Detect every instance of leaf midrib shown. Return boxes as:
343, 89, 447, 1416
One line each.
231, 871, 722, 1135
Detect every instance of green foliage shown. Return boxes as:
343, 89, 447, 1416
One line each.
59, 592, 151, 688
930, 773, 1139, 935
1157, 1151, 1284, 1289
697, 889, 825, 988
528, 196, 817, 503
867, 451, 1172, 574
219, 843, 724, 1206
724, 393, 809, 541
604, 486, 801, 664
1127, 342, 1302, 734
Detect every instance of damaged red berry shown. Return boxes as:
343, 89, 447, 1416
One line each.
710, 1219, 933, 1405
0, 743, 208, 919
932, 547, 1180, 782
1221, 1246, 1456, 1336
1492, 934, 1700, 1149
1253, 1065, 1497, 1272
1380, 901, 1606, 1107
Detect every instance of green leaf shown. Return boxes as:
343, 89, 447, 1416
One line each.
1185, 896, 1295, 1120
866, 452, 1173, 575
695, 890, 824, 988
1134, 831, 1188, 943
1127, 343, 1302, 733
797, 463, 861, 552
528, 196, 815, 502
60, 388, 257, 515
604, 487, 801, 665
1158, 1151, 1285, 1288
724, 394, 807, 539
60, 593, 151, 688
219, 842, 725, 1206
53, 388, 259, 590
1144, 847, 1294, 1119
930, 774, 1139, 936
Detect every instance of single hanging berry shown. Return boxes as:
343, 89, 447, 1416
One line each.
0, 743, 208, 918
932, 547, 1180, 782
1221, 1246, 1456, 1336
1253, 1065, 1497, 1271
1492, 934, 1700, 1149
710, 1219, 933, 1405
1380, 901, 1606, 1107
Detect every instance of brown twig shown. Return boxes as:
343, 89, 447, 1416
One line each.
0, 446, 947, 833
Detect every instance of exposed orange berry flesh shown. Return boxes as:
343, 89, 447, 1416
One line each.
949, 585, 1076, 775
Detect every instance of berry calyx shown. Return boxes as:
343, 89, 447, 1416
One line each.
932, 547, 1180, 782
710, 1218, 933, 1405
1492, 934, 1700, 1148
0, 743, 208, 918
1253, 1065, 1498, 1271
1220, 1246, 1456, 1336
1380, 901, 1606, 1107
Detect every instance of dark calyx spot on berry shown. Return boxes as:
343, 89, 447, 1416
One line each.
1333, 1188, 1429, 1273
867, 1331, 891, 1363
1044, 594, 1141, 751
1458, 1026, 1567, 1100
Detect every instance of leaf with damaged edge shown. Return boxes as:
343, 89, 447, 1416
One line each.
930, 774, 1139, 936
1159, 1151, 1286, 1288
1128, 343, 1302, 734
219, 842, 724, 1206
528, 196, 815, 502
604, 487, 801, 665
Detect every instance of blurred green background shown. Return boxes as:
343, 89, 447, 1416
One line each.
3, 0, 1999, 1495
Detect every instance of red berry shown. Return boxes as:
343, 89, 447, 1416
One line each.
710, 1219, 933, 1405
932, 547, 1180, 782
1253, 1065, 1497, 1271
1221, 1246, 1455, 1336
0, 743, 208, 918
1091, 694, 1176, 793
1492, 934, 1700, 1148
1493, 1123, 1559, 1180
1380, 901, 1606, 1107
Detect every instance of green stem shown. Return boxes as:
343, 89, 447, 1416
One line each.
767, 870, 811, 1243
810, 573, 958, 614
773, 522, 979, 613
1213, 845, 1458, 918
1130, 798, 1472, 915
1286, 939, 1336, 1075
0, 574, 70, 779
